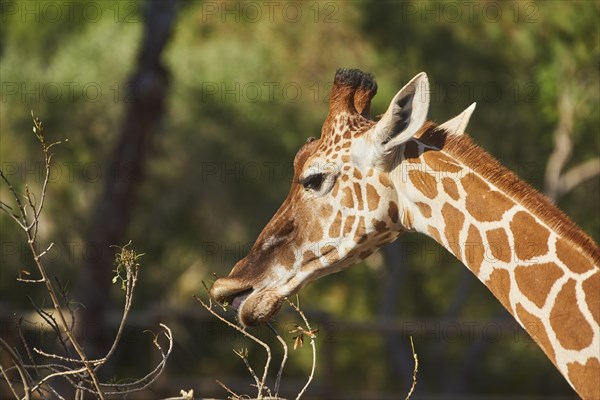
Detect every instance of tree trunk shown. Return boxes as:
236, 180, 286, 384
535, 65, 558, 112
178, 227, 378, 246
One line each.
76, 0, 178, 356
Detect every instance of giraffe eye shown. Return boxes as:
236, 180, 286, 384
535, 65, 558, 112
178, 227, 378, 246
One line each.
302, 173, 325, 191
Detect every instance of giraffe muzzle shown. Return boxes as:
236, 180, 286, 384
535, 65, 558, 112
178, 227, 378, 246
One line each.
210, 276, 287, 326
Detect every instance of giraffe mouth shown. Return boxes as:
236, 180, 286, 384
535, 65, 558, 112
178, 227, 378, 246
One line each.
209, 279, 283, 326
230, 289, 253, 311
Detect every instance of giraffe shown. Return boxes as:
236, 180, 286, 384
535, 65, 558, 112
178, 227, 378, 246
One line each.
210, 69, 600, 398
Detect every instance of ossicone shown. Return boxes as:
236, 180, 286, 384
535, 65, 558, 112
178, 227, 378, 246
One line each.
328, 68, 378, 119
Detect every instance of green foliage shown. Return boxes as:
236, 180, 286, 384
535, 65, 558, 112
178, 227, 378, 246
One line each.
111, 240, 144, 290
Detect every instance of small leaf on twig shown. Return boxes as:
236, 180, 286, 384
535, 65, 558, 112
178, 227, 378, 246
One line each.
233, 347, 248, 360
293, 334, 304, 350
289, 324, 319, 350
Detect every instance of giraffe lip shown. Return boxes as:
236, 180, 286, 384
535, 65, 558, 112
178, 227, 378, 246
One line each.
238, 289, 283, 326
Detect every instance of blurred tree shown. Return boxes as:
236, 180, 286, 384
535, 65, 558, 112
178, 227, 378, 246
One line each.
75, 0, 179, 356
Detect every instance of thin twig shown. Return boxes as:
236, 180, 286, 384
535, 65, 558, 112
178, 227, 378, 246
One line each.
53, 277, 78, 332
0, 338, 32, 400
0, 200, 28, 230
0, 363, 21, 400
267, 322, 288, 398
404, 336, 418, 400
16, 278, 45, 283
233, 348, 261, 391
94, 264, 139, 372
29, 366, 88, 393
27, 297, 71, 356
14, 316, 39, 378
216, 379, 243, 399
101, 324, 173, 395
286, 298, 316, 400
0, 169, 28, 227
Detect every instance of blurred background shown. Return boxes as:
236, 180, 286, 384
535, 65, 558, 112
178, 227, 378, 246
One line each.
1, 0, 598, 398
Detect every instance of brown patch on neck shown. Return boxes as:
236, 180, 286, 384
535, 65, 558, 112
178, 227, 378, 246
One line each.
514, 262, 564, 308
428, 226, 441, 242
510, 211, 550, 261
442, 178, 460, 201
408, 170, 438, 199
486, 228, 511, 263
487, 268, 513, 313
582, 271, 599, 325
556, 238, 594, 274
515, 303, 556, 364
465, 225, 484, 275
442, 203, 464, 259
550, 279, 594, 350
567, 358, 600, 400
462, 173, 514, 222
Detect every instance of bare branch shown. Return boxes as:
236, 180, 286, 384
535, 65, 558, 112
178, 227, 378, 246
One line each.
0, 363, 21, 400
557, 157, 600, 198
30, 366, 88, 393
0, 338, 32, 400
0, 200, 28, 230
542, 84, 599, 201
544, 90, 574, 200
13, 315, 40, 383
2, 114, 175, 399
27, 297, 71, 356
0, 169, 28, 228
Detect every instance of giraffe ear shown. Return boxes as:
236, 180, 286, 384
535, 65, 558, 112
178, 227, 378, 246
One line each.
439, 102, 476, 136
371, 72, 429, 150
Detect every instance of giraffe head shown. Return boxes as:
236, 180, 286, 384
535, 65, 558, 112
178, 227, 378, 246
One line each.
210, 69, 432, 325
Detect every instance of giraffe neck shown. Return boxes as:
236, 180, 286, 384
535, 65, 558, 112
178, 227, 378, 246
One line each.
392, 128, 600, 399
